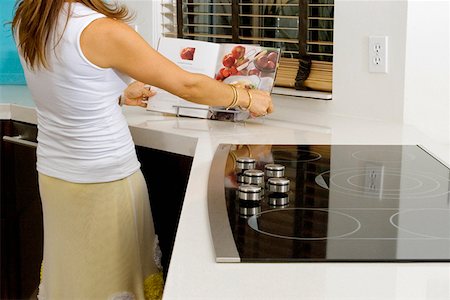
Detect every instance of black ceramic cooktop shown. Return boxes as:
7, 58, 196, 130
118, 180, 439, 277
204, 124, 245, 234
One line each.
208, 144, 450, 262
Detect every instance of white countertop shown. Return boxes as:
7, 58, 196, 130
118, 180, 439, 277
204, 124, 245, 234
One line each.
2, 85, 449, 300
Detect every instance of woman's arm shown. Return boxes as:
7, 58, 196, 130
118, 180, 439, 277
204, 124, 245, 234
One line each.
80, 18, 272, 116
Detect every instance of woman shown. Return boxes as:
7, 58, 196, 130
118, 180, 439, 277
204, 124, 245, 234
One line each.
12, 0, 273, 299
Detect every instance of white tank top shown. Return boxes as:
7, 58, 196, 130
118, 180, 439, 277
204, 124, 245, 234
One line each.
20, 3, 140, 183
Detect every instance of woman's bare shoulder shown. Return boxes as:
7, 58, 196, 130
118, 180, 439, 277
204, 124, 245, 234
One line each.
83, 17, 133, 39
80, 17, 138, 68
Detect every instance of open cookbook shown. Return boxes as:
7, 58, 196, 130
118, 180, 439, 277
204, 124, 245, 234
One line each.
146, 37, 280, 120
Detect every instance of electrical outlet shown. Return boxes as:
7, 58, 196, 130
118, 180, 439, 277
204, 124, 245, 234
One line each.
369, 36, 388, 73
364, 163, 384, 199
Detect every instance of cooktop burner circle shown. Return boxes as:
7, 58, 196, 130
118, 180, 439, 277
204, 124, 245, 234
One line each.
247, 208, 361, 240
352, 149, 416, 163
390, 209, 450, 239
273, 149, 322, 163
316, 168, 448, 199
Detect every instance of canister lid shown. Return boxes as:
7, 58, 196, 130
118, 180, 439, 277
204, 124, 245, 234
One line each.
243, 169, 264, 177
238, 184, 262, 193
267, 177, 290, 186
236, 156, 256, 164
264, 163, 285, 171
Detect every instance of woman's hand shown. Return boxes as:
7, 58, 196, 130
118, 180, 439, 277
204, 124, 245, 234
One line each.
246, 89, 273, 118
122, 81, 155, 108
234, 87, 273, 118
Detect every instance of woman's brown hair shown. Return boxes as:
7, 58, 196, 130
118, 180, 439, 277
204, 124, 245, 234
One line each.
11, 0, 132, 70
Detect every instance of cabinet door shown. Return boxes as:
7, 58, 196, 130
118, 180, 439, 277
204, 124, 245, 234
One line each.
136, 146, 193, 279
1, 120, 43, 299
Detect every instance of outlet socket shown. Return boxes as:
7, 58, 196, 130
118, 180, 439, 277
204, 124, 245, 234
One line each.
369, 36, 388, 73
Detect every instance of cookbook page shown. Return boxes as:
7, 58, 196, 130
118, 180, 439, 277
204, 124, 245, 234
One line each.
147, 37, 221, 118
214, 44, 280, 93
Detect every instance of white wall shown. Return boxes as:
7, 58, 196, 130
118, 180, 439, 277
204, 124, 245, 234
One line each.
403, 0, 450, 144
332, 0, 408, 122
119, 0, 161, 48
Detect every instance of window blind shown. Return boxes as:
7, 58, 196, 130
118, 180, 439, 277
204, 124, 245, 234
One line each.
161, 0, 333, 92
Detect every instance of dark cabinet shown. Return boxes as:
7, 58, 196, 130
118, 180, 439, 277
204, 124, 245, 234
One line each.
1, 120, 43, 299
136, 146, 193, 279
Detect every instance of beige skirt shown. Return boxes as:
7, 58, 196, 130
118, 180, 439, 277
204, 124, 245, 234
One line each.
37, 170, 162, 300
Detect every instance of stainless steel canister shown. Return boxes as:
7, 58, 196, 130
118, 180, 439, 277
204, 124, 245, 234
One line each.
238, 185, 261, 217
243, 169, 265, 187
267, 178, 290, 193
264, 163, 285, 178
235, 157, 256, 173
238, 184, 262, 201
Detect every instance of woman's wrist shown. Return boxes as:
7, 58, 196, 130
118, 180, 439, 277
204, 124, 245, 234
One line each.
236, 88, 251, 110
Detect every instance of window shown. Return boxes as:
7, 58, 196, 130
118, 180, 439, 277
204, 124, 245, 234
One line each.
161, 0, 333, 96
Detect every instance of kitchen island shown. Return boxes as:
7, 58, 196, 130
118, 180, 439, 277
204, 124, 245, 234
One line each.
1, 85, 449, 300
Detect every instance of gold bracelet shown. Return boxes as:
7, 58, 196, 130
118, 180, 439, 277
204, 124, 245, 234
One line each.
242, 89, 253, 111
226, 84, 238, 110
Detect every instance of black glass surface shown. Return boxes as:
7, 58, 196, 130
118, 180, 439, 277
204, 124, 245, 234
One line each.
224, 145, 450, 262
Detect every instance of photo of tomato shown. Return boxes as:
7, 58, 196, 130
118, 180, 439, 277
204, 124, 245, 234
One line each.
180, 47, 196, 60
